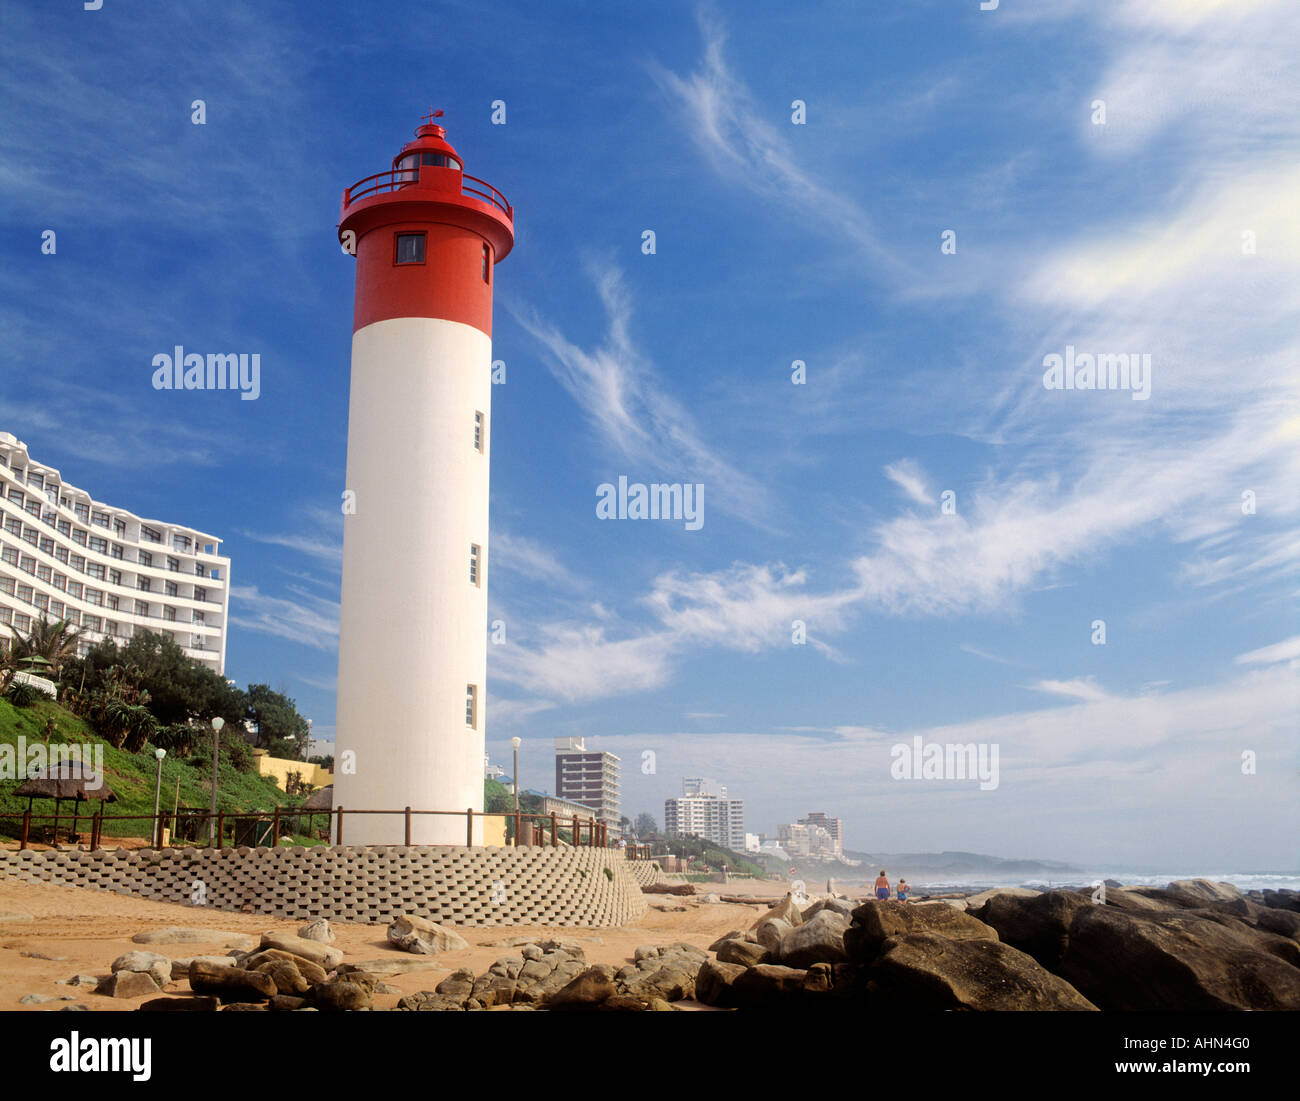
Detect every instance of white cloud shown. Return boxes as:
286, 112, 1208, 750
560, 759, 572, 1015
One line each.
883, 460, 935, 507
1235, 635, 1300, 666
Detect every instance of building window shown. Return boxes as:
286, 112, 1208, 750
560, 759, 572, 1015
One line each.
67, 582, 82, 600
474, 411, 484, 452
106, 594, 119, 611
167, 557, 179, 572
89, 536, 107, 554
142, 526, 162, 543
74, 503, 89, 522
109, 569, 122, 585
36, 564, 52, 583
139, 551, 153, 567
195, 586, 207, 602
91, 510, 109, 527
134, 600, 149, 616
111, 544, 123, 559
195, 564, 206, 577
469, 544, 481, 586
86, 563, 105, 580
57, 520, 70, 537
138, 577, 151, 591
39, 537, 53, 555
482, 243, 490, 283
165, 580, 178, 596
54, 546, 68, 564
164, 606, 176, 621
465, 684, 478, 729
395, 233, 426, 265
113, 519, 126, 537
85, 589, 103, 607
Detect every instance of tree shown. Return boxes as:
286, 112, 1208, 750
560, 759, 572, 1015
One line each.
9, 615, 81, 680
634, 812, 658, 839
245, 684, 311, 756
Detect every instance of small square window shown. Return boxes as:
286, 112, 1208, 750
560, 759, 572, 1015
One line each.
395, 233, 426, 265
481, 243, 490, 283
466, 684, 478, 729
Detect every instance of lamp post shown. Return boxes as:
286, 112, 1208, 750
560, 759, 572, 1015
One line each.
511, 737, 521, 813
209, 716, 225, 844
304, 717, 312, 761
152, 748, 166, 849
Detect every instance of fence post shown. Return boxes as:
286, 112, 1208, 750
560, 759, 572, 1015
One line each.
512, 811, 519, 848
20, 809, 30, 851
404, 806, 412, 847
91, 808, 101, 850
336, 808, 344, 846
466, 808, 473, 847
550, 813, 557, 847
216, 811, 224, 850
271, 807, 281, 848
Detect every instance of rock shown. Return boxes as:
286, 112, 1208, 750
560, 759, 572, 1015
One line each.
548, 965, 618, 1008
1166, 879, 1244, 903
1104, 878, 1124, 888
845, 900, 998, 965
20, 951, 67, 961
778, 910, 850, 968
732, 964, 809, 1009
468, 974, 518, 1008
521, 944, 544, 961
19, 993, 59, 1005
335, 957, 441, 977
695, 959, 747, 1007
297, 918, 336, 944
311, 981, 372, 1011
752, 893, 804, 929
702, 893, 721, 904
375, 983, 400, 995
111, 950, 172, 990
623, 966, 694, 1002
1102, 888, 1174, 913
868, 933, 1098, 1010
269, 995, 307, 1011
756, 918, 793, 954
397, 992, 468, 1012
642, 883, 696, 896
139, 996, 220, 1012
435, 969, 475, 1001
708, 930, 747, 952
716, 939, 769, 967
188, 961, 276, 1004
646, 997, 676, 1011
487, 956, 524, 980
221, 1002, 268, 1011
61, 974, 101, 989
973, 890, 1089, 971
603, 994, 651, 1011
95, 971, 162, 999
259, 931, 344, 969
1059, 905, 1300, 1011
961, 887, 1042, 911
1262, 889, 1300, 914
170, 955, 236, 981
801, 897, 855, 921
251, 959, 310, 996
1255, 907, 1300, 939
246, 950, 328, 985
802, 962, 833, 993
386, 914, 470, 956
59, 1004, 91, 1011
132, 927, 257, 949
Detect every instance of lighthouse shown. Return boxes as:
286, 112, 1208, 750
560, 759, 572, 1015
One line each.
333, 112, 513, 845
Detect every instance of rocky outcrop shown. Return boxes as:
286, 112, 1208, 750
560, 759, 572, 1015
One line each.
845, 900, 998, 965
777, 910, 850, 968
867, 933, 1097, 1010
386, 914, 469, 956
972, 890, 1089, 971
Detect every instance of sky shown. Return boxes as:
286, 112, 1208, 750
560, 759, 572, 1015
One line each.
1, 0, 1296, 871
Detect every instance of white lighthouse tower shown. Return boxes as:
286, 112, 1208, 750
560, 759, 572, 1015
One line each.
333, 112, 513, 845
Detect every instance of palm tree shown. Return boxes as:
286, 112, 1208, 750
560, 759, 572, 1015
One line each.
10, 615, 82, 681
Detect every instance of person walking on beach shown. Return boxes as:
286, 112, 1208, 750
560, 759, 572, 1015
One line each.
874, 870, 891, 900
897, 878, 910, 903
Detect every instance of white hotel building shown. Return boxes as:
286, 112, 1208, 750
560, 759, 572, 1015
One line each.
0, 433, 230, 673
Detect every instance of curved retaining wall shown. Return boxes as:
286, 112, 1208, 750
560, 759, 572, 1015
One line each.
0, 845, 648, 927
623, 859, 666, 888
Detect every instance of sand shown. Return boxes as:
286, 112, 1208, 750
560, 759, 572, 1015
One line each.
0, 875, 829, 1011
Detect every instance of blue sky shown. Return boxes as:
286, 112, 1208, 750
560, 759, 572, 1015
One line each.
2, 0, 1296, 870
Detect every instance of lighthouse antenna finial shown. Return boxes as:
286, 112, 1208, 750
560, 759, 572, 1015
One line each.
421, 107, 445, 127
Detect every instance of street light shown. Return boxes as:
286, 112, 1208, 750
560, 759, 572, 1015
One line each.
510, 737, 522, 814
209, 716, 225, 844
304, 717, 312, 761
152, 748, 166, 849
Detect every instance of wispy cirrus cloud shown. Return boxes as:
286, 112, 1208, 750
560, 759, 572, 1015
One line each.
228, 583, 339, 651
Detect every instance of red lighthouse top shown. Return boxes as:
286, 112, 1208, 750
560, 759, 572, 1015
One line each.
339, 113, 513, 335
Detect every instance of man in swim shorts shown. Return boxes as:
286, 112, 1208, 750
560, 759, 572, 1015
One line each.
874, 870, 891, 900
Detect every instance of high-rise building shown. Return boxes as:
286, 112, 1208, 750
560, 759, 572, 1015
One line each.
554, 737, 621, 825
0, 432, 230, 673
801, 812, 845, 855
332, 114, 513, 844
665, 778, 745, 851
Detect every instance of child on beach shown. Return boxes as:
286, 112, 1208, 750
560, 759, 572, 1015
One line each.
874, 870, 891, 900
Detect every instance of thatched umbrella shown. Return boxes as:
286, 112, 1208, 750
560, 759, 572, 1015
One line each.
296, 785, 332, 841
15, 760, 116, 844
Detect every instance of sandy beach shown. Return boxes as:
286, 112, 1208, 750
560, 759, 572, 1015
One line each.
0, 875, 821, 1011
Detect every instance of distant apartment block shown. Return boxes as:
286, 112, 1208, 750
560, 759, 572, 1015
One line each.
554, 737, 621, 825
800, 812, 844, 855
778, 812, 853, 861
665, 777, 745, 851
0, 433, 230, 674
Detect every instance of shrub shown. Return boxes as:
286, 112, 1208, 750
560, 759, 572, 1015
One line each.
5, 681, 39, 707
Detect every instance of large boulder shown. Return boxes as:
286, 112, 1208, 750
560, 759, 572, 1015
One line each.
386, 914, 469, 956
297, 918, 336, 944
110, 950, 172, 990
187, 961, 275, 1004
1261, 889, 1300, 914
250, 959, 310, 996
801, 897, 855, 921
258, 931, 344, 969
778, 910, 850, 968
695, 959, 748, 1007
756, 918, 793, 954
1166, 879, 1245, 903
245, 950, 328, 985
1059, 905, 1300, 1011
961, 887, 1041, 911
95, 971, 162, 1000
973, 890, 1090, 971
867, 933, 1097, 1011
731, 964, 810, 1009
753, 893, 804, 929
548, 966, 618, 1008
846, 900, 997, 965
716, 939, 769, 967
311, 980, 372, 1011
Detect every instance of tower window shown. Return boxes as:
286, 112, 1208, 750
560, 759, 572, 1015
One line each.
474, 411, 484, 452
395, 233, 426, 265
466, 684, 478, 729
481, 243, 490, 284
470, 544, 481, 586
